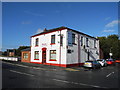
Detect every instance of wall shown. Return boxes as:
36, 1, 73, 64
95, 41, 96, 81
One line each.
0, 56, 18, 61
66, 30, 100, 65
31, 29, 67, 65
31, 28, 99, 67
21, 51, 31, 63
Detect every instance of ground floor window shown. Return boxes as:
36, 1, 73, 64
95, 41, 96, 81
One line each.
23, 53, 28, 59
34, 51, 39, 59
50, 50, 56, 60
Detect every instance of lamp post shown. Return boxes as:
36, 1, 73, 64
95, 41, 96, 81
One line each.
109, 47, 113, 59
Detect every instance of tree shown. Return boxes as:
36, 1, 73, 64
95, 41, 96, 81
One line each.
98, 34, 120, 59
16, 46, 30, 56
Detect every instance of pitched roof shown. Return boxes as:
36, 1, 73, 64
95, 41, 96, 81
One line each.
21, 48, 31, 51
31, 26, 98, 40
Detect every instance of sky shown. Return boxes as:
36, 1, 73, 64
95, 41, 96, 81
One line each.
2, 2, 118, 51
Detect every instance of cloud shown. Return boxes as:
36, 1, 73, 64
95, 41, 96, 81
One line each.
105, 20, 120, 28
24, 11, 44, 17
21, 21, 31, 24
102, 29, 115, 33
36, 28, 43, 34
105, 17, 111, 21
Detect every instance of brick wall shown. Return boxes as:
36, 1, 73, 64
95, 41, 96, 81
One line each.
21, 51, 31, 63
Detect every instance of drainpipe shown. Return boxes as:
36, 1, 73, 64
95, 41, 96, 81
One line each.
78, 34, 80, 66
59, 30, 61, 67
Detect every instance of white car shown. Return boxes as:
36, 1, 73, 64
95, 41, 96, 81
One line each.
97, 59, 107, 67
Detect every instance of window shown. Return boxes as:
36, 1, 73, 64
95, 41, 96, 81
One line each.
23, 53, 28, 59
72, 33, 75, 44
67, 49, 72, 53
94, 40, 96, 48
50, 50, 56, 60
81, 36, 83, 46
60, 35, 63, 46
86, 38, 89, 47
34, 51, 39, 59
35, 38, 39, 46
51, 35, 55, 44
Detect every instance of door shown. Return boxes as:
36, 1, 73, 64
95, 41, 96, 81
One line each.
42, 48, 47, 64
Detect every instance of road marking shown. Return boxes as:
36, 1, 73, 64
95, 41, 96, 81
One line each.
52, 79, 108, 88
65, 68, 80, 71
9, 70, 35, 77
106, 72, 114, 77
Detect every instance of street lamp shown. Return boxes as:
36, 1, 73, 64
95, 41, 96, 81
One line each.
109, 47, 113, 59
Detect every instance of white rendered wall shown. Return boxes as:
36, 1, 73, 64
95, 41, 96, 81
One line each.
66, 31, 78, 64
31, 29, 67, 64
31, 29, 100, 65
66, 31, 100, 64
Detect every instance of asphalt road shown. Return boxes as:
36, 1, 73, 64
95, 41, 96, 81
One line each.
2, 60, 120, 89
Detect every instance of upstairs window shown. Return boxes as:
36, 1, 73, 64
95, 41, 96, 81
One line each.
81, 36, 83, 46
72, 33, 75, 44
51, 35, 55, 44
34, 51, 39, 60
94, 40, 96, 48
60, 35, 63, 46
35, 38, 39, 46
86, 38, 89, 47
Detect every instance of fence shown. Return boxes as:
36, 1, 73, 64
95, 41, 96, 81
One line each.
0, 56, 18, 61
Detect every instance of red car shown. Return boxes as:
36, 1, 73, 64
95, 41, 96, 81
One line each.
106, 59, 116, 65
115, 60, 120, 64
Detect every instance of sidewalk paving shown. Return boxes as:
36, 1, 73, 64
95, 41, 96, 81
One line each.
1, 60, 85, 71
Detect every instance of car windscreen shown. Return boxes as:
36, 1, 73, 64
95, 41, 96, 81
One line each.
107, 60, 113, 61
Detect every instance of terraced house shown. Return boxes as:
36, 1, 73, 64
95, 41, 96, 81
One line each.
30, 26, 100, 67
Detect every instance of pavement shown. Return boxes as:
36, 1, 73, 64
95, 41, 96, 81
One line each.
1, 60, 84, 72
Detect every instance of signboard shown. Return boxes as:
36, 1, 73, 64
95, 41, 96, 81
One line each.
68, 31, 72, 46
42, 43, 47, 46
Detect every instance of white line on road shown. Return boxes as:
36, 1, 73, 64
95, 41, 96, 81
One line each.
106, 72, 114, 78
2, 61, 51, 71
2, 61, 29, 68
52, 79, 108, 88
9, 70, 35, 77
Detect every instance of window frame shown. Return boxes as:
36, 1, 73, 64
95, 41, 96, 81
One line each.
49, 50, 56, 61
34, 51, 39, 60
72, 33, 75, 44
23, 53, 28, 59
35, 38, 39, 46
94, 40, 96, 48
86, 38, 89, 47
81, 36, 83, 46
51, 35, 55, 44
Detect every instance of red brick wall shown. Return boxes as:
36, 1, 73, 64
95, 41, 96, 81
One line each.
21, 51, 31, 63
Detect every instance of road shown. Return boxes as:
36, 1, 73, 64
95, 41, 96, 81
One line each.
2, 60, 120, 88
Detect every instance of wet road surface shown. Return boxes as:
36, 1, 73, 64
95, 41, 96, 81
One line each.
2, 60, 120, 88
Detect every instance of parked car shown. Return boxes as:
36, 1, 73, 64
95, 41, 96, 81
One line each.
106, 59, 116, 65
97, 59, 107, 67
83, 60, 101, 69
115, 60, 120, 64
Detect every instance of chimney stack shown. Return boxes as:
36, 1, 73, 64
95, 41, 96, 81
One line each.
44, 28, 47, 32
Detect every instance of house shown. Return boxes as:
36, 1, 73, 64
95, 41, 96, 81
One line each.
30, 26, 100, 67
0, 51, 2, 56
21, 48, 31, 63
7, 49, 16, 57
